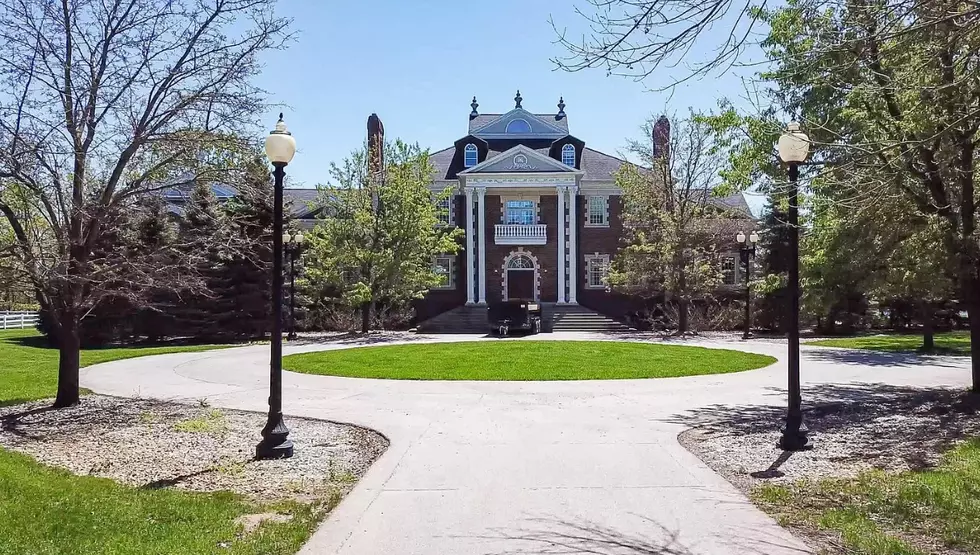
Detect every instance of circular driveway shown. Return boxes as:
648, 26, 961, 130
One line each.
82, 332, 972, 555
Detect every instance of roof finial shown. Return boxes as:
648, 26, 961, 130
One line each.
515, 90, 523, 109
470, 96, 479, 120
556, 96, 566, 120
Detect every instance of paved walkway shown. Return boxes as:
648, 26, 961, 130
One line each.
82, 332, 972, 555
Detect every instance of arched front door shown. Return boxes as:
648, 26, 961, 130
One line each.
505, 254, 536, 301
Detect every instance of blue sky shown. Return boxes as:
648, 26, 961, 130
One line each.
255, 0, 767, 211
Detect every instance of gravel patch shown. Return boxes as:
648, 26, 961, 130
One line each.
0, 395, 388, 502
677, 383, 980, 491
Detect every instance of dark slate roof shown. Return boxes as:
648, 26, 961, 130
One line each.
430, 144, 627, 182
580, 148, 627, 182
429, 146, 457, 180
284, 188, 321, 219
468, 114, 569, 134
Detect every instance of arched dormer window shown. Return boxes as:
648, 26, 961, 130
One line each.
561, 144, 576, 167
464, 143, 478, 167
505, 119, 532, 134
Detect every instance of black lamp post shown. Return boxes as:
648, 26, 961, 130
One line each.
284, 231, 304, 341
256, 114, 295, 460
777, 122, 812, 451
737, 230, 759, 340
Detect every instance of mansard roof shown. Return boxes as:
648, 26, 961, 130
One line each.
458, 144, 580, 175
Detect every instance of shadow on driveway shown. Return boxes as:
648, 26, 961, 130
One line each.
480, 517, 807, 554
802, 347, 964, 368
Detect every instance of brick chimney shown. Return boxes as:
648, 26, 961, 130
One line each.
653, 115, 670, 160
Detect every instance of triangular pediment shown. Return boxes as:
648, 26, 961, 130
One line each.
459, 145, 579, 174
471, 109, 567, 139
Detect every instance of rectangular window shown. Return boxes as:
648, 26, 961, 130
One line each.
505, 199, 535, 225
586, 196, 608, 226
432, 256, 454, 289
436, 197, 451, 226
722, 256, 737, 285
585, 254, 610, 289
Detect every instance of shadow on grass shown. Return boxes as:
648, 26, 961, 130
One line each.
669, 383, 980, 470
801, 347, 965, 368
0, 333, 255, 351
481, 517, 807, 554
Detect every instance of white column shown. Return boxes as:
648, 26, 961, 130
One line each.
568, 185, 579, 304
556, 186, 567, 304
477, 186, 487, 304
464, 187, 476, 305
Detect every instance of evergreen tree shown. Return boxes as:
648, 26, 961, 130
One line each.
754, 195, 792, 332
215, 157, 276, 339
176, 181, 228, 339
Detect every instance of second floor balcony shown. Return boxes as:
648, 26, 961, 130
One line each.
495, 224, 547, 245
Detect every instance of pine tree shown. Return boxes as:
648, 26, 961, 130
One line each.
215, 157, 276, 339
176, 181, 228, 339
754, 195, 792, 332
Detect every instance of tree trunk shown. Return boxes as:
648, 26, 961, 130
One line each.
53, 311, 81, 408
360, 301, 371, 333
969, 299, 980, 393
921, 300, 935, 351
678, 298, 689, 334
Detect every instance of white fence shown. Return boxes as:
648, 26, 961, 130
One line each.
0, 311, 39, 330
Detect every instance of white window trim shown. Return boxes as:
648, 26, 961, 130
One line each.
561, 144, 576, 167
721, 254, 738, 285
432, 255, 455, 290
464, 143, 478, 168
434, 195, 454, 226
502, 197, 538, 225
584, 253, 610, 289
585, 195, 609, 228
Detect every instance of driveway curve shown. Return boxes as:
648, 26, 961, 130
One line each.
81, 332, 972, 555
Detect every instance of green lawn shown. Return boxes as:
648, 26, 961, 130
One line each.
755, 439, 980, 554
283, 340, 776, 380
809, 331, 972, 356
0, 329, 326, 555
0, 328, 234, 407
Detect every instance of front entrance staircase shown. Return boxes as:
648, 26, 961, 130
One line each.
416, 303, 632, 334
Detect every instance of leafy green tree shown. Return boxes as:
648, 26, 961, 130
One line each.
608, 114, 729, 333
305, 140, 463, 332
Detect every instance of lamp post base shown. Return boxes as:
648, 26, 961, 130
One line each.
742, 331, 754, 340
256, 414, 294, 459
778, 418, 812, 451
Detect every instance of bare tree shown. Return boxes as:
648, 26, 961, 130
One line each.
609, 112, 739, 333
0, 0, 291, 407
551, 0, 765, 87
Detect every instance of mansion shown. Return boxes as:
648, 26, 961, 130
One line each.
418, 92, 754, 326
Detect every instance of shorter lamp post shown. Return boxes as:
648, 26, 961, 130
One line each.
284, 231, 304, 340
777, 122, 812, 451
737, 230, 759, 340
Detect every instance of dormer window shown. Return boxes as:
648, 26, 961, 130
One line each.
561, 144, 576, 167
505, 119, 532, 134
464, 143, 478, 167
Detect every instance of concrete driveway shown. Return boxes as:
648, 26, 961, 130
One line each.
81, 332, 973, 555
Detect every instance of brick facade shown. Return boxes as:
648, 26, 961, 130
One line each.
576, 194, 623, 310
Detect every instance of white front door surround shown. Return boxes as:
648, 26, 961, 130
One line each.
463, 180, 578, 305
